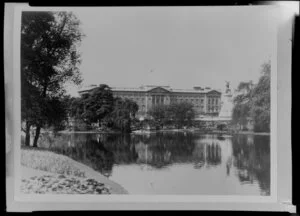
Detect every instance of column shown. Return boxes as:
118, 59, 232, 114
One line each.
145, 93, 148, 113
203, 94, 207, 113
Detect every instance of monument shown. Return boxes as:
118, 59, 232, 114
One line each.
218, 81, 234, 121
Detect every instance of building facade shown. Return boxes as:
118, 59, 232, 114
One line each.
78, 85, 222, 120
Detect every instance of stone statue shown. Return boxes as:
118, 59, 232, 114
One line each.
225, 81, 230, 94
226, 81, 230, 90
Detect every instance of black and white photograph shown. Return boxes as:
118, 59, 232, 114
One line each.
4, 2, 298, 212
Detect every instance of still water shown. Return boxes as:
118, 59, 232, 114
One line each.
37, 132, 270, 195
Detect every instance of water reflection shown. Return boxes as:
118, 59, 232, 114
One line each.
35, 132, 270, 195
231, 135, 270, 195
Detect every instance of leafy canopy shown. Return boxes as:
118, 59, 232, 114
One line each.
21, 11, 84, 132
232, 61, 270, 132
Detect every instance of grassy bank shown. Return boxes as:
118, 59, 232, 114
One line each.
22, 147, 86, 177
21, 147, 128, 194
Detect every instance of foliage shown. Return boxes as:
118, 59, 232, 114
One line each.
69, 95, 86, 121
168, 102, 195, 128
148, 104, 170, 128
216, 123, 227, 131
102, 97, 139, 133
21, 11, 84, 146
69, 88, 139, 133
69, 85, 115, 126
232, 61, 271, 132
82, 85, 114, 125
251, 63, 271, 132
148, 102, 195, 129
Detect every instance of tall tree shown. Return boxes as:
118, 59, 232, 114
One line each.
251, 62, 271, 132
81, 85, 115, 126
232, 81, 254, 126
103, 97, 139, 133
21, 11, 84, 147
232, 61, 271, 132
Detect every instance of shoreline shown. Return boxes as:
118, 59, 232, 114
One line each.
57, 129, 270, 136
21, 148, 128, 194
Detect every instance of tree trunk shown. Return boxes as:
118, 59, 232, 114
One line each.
33, 126, 41, 147
25, 122, 31, 146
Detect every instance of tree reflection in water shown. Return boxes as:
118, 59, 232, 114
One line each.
231, 135, 270, 195
132, 132, 196, 168
47, 133, 115, 177
38, 132, 270, 195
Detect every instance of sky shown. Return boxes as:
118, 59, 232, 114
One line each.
65, 6, 278, 97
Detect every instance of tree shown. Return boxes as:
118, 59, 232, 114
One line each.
69, 87, 138, 133
69, 94, 86, 121
232, 82, 253, 127
148, 104, 170, 128
232, 61, 271, 132
121, 98, 139, 119
50, 95, 73, 132
168, 102, 195, 129
79, 85, 114, 126
103, 97, 139, 133
21, 11, 84, 147
251, 62, 271, 132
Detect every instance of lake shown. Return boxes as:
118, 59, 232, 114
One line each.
36, 132, 270, 195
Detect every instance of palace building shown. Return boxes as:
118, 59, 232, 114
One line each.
78, 85, 222, 120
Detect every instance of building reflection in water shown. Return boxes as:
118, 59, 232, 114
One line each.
193, 135, 223, 169
134, 141, 172, 169
135, 141, 153, 164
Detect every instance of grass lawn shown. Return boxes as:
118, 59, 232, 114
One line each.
21, 147, 86, 178
20, 146, 129, 194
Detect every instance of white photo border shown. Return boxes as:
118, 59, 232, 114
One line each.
5, 3, 296, 212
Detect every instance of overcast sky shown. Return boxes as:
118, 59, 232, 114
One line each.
65, 6, 277, 96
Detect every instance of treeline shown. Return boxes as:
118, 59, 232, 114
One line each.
69, 84, 139, 133
147, 102, 195, 129
232, 62, 271, 132
68, 86, 197, 132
